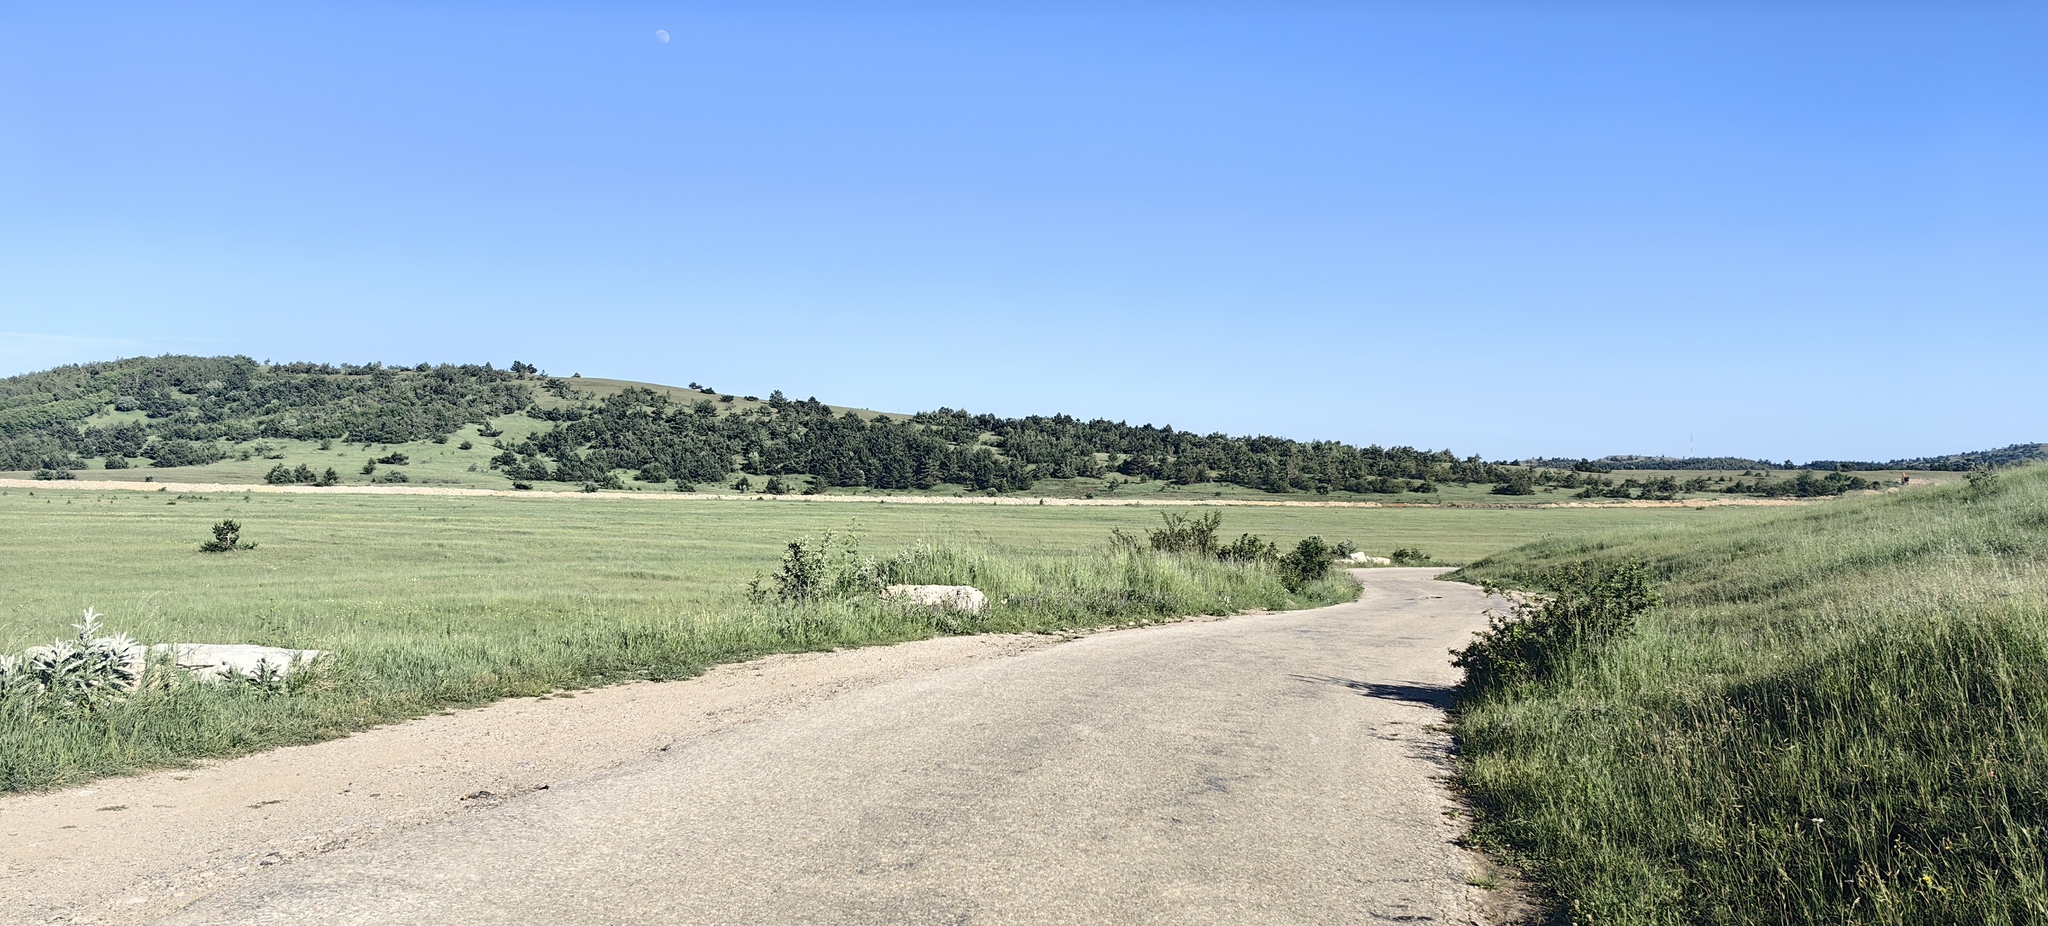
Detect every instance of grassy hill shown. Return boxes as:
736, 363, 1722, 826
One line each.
0, 356, 1964, 505
1451, 465, 2048, 924
0, 355, 1517, 500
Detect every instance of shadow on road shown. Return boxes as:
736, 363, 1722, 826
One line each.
1293, 674, 1455, 710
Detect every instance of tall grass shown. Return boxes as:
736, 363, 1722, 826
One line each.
1450, 467, 2048, 925
0, 540, 1354, 793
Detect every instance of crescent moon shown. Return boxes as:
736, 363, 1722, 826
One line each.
656, 29, 670, 43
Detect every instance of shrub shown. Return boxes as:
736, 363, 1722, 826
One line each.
511, 481, 533, 490
146, 439, 226, 468
199, 520, 246, 553
1451, 560, 1658, 697
374, 452, 409, 465
748, 533, 887, 606
635, 464, 667, 483
1492, 471, 1536, 495
316, 467, 340, 487
458, 440, 474, 450
733, 475, 753, 492
1278, 536, 1332, 591
102, 456, 130, 470
1219, 532, 1278, 564
32, 468, 75, 481
0, 609, 145, 715
1391, 547, 1434, 566
1148, 511, 1222, 555
264, 463, 317, 485
763, 475, 788, 495
373, 470, 409, 484
360, 461, 377, 475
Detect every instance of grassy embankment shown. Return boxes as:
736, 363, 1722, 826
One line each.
0, 489, 1737, 791
1452, 466, 2048, 925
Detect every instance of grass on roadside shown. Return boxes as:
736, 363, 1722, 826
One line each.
0, 527, 1354, 793
1449, 466, 2048, 926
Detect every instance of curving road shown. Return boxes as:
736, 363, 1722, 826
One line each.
161, 568, 1496, 925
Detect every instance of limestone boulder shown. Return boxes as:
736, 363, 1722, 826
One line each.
881, 584, 989, 615
151, 643, 329, 684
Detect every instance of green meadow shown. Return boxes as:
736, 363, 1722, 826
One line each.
0, 486, 1740, 791
1453, 466, 2048, 925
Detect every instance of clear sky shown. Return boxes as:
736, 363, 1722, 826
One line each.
2, 3, 2042, 462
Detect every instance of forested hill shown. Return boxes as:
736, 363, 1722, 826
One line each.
0, 355, 1505, 495
1525, 444, 2048, 473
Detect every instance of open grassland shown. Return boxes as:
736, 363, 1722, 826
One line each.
1452, 466, 2048, 925
0, 489, 1742, 791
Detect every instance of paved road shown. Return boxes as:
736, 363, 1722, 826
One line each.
164, 568, 1495, 926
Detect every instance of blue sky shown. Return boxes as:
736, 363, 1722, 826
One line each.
2, 3, 2042, 462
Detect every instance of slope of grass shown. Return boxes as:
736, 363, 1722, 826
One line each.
1450, 466, 2048, 925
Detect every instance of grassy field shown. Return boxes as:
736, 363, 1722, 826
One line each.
1451, 465, 2048, 925
0, 487, 1747, 791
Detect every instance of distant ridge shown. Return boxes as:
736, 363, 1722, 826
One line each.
1523, 444, 2048, 473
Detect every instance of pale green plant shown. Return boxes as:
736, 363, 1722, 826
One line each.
0, 608, 146, 713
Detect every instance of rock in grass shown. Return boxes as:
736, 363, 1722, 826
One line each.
1344, 553, 1393, 566
881, 584, 989, 615
150, 644, 328, 684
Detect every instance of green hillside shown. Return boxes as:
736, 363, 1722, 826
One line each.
1451, 465, 2048, 924
0, 355, 1522, 499
0, 356, 1950, 504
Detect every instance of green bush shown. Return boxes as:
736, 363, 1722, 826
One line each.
1220, 532, 1278, 564
1451, 560, 1658, 697
1391, 546, 1434, 566
102, 456, 130, 470
265, 463, 319, 485
1278, 536, 1331, 591
198, 520, 246, 552
1147, 511, 1221, 555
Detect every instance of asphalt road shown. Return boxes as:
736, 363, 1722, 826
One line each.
162, 568, 1496, 926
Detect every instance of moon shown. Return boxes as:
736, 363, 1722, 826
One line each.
655, 29, 670, 43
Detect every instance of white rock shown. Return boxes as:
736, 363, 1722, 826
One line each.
150, 643, 329, 684
1345, 553, 1393, 565
881, 584, 989, 615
